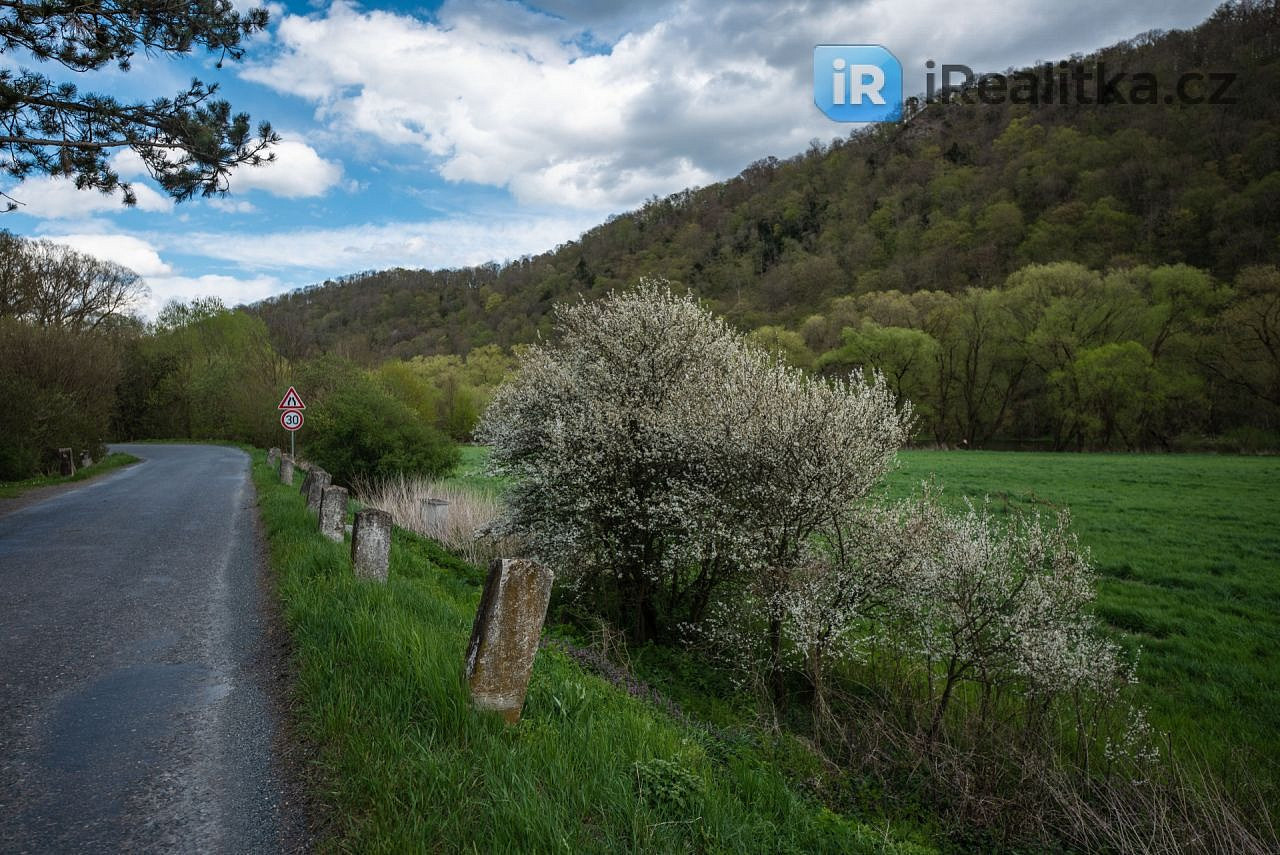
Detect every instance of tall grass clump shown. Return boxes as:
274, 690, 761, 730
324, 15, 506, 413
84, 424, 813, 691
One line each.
350, 472, 517, 565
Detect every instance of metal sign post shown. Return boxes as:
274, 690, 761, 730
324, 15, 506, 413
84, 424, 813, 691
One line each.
277, 387, 307, 458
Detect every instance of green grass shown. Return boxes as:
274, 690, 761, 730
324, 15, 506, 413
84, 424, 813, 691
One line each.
0, 452, 140, 499
448, 447, 1280, 801
445, 444, 507, 494
253, 450, 935, 854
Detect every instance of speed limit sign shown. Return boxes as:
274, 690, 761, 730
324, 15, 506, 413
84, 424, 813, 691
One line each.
280, 409, 304, 431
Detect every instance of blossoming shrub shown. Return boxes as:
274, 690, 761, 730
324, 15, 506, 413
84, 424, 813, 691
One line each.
477, 281, 912, 642
890, 492, 1132, 740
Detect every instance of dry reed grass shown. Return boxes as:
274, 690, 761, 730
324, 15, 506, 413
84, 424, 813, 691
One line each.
351, 473, 519, 565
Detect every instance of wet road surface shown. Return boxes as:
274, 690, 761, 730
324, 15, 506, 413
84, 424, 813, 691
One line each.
0, 444, 307, 853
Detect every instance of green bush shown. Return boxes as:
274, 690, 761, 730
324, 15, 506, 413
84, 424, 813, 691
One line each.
304, 375, 459, 485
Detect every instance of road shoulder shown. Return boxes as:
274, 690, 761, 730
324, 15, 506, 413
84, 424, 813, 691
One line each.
0, 454, 141, 519
248, 456, 324, 852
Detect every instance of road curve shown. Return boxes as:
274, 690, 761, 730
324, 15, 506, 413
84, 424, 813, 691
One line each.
0, 444, 307, 853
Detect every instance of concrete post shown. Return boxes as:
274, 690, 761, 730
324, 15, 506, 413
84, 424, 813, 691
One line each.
57, 448, 75, 477
279, 456, 294, 486
319, 485, 348, 542
421, 498, 450, 533
351, 509, 392, 582
305, 470, 331, 514
267, 447, 281, 467
464, 558, 555, 724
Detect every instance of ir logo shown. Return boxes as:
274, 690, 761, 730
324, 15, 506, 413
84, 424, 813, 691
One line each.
813, 45, 903, 122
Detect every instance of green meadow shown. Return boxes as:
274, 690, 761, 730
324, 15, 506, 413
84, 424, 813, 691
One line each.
882, 451, 1280, 798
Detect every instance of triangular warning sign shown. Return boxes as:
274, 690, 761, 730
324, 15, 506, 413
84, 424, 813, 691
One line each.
277, 386, 306, 410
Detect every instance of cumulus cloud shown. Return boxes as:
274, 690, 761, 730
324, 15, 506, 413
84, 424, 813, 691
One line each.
25, 229, 292, 317
110, 138, 343, 201
225, 138, 344, 198
4, 175, 173, 219
242, 0, 1217, 211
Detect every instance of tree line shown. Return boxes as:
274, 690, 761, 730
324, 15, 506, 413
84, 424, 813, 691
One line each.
0, 231, 503, 480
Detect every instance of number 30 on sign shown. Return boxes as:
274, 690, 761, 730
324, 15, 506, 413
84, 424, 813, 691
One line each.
281, 409, 304, 431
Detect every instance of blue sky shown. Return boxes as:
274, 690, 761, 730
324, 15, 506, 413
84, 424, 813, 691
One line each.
2, 0, 1221, 316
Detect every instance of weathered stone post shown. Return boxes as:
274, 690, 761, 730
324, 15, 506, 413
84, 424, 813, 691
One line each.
57, 448, 75, 477
305, 470, 331, 514
80, 450, 93, 469
319, 485, 348, 542
351, 509, 392, 582
267, 447, 281, 467
464, 558, 555, 724
421, 498, 450, 533
279, 455, 294, 486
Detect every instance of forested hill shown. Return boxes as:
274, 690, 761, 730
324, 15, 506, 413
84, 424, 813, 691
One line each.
253, 1, 1279, 364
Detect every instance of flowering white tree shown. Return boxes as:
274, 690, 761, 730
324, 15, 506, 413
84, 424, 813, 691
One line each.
477, 282, 751, 639
477, 281, 913, 645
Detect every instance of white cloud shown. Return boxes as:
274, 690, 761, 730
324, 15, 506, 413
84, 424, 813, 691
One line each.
40, 233, 172, 277
206, 197, 258, 214
27, 228, 292, 317
240, 0, 787, 209
225, 138, 344, 198
242, 0, 1218, 211
142, 273, 286, 317
147, 211, 600, 273
4, 175, 173, 219
111, 138, 342, 202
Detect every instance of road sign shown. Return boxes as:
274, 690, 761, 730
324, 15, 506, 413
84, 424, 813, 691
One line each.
277, 386, 306, 410
281, 409, 304, 431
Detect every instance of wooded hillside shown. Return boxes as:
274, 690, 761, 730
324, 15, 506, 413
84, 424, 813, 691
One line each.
251, 1, 1280, 449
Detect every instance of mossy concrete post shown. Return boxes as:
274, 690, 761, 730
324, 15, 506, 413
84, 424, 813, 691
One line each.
351, 509, 392, 582
279, 455, 294, 486
464, 558, 555, 724
305, 470, 331, 514
57, 448, 75, 477
267, 447, 281, 467
319, 485, 348, 542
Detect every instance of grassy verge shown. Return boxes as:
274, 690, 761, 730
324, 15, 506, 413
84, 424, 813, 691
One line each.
0, 452, 140, 499
252, 450, 935, 854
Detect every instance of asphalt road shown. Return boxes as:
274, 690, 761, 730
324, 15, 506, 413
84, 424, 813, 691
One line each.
0, 444, 308, 853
